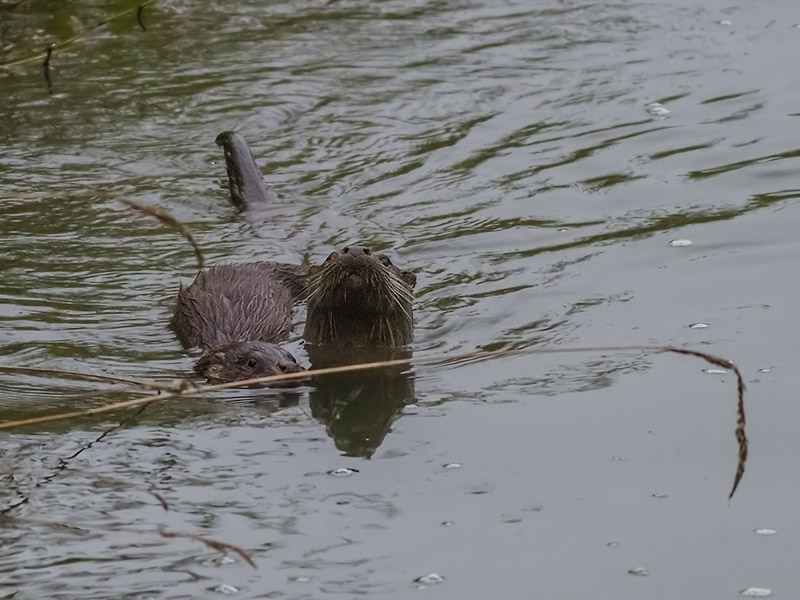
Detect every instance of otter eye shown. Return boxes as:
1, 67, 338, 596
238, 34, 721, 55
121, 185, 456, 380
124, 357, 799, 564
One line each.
246, 358, 258, 369
379, 256, 391, 267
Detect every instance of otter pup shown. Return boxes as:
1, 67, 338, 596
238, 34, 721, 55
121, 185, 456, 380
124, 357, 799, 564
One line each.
194, 340, 301, 385
172, 262, 308, 384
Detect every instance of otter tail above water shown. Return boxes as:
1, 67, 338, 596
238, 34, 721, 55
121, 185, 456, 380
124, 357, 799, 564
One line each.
215, 131, 278, 211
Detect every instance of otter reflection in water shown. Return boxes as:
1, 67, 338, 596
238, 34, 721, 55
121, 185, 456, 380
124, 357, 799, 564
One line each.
306, 346, 415, 457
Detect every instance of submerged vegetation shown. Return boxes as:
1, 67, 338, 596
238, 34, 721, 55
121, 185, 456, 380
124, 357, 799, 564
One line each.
0, 0, 158, 91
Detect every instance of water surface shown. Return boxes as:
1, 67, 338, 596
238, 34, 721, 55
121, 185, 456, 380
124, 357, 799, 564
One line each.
2, 0, 800, 597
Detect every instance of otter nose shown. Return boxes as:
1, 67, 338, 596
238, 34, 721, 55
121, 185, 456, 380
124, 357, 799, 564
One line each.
341, 246, 371, 256
278, 359, 305, 374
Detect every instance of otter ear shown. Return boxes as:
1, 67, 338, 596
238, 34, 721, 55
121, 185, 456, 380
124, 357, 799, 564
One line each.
400, 270, 417, 289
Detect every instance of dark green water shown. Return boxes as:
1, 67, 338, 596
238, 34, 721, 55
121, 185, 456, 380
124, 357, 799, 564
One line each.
2, 0, 800, 597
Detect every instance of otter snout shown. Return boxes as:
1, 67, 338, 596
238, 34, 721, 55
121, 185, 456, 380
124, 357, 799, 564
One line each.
341, 246, 371, 256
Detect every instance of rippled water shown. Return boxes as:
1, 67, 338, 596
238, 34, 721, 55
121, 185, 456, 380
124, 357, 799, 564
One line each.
3, 0, 800, 597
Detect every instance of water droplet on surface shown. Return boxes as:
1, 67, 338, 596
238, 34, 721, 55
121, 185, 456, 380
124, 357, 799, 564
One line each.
606, 541, 619, 547
720, 19, 733, 26
757, 368, 771, 373
703, 369, 727, 375
415, 573, 444, 586
612, 456, 627, 461
754, 528, 777, 535
651, 493, 668, 499
289, 576, 312, 583
328, 467, 358, 477
214, 584, 239, 595
441, 521, 454, 526
669, 238, 692, 247
689, 322, 710, 329
740, 587, 772, 597
628, 567, 649, 576
443, 462, 462, 469
645, 102, 671, 117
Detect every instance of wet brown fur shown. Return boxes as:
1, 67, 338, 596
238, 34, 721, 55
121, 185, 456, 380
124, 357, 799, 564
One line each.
172, 262, 309, 383
172, 262, 309, 350
304, 247, 416, 347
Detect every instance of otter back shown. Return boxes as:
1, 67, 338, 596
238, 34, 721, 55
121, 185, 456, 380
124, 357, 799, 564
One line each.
172, 262, 308, 351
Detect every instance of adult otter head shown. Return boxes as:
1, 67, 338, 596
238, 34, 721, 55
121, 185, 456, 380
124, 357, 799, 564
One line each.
304, 246, 416, 347
194, 341, 306, 386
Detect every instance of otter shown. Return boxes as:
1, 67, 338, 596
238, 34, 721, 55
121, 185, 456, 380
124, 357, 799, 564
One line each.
173, 246, 416, 372
304, 246, 416, 347
170, 132, 416, 383
213, 131, 417, 350
215, 131, 278, 211
168, 133, 313, 384
172, 262, 309, 384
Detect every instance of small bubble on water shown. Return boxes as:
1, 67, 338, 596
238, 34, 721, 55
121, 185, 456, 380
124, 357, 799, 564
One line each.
720, 19, 733, 26
689, 322, 710, 329
628, 567, 649, 576
415, 573, 444, 587
704, 368, 727, 375
441, 521, 455, 526
754, 528, 777, 535
289, 576, 312, 583
443, 462, 462, 469
328, 467, 358, 477
607, 541, 620, 547
757, 368, 771, 373
645, 102, 671, 117
214, 584, 239, 595
612, 456, 627, 461
740, 587, 772, 597
216, 556, 236, 565
651, 493, 668, 499
669, 238, 692, 247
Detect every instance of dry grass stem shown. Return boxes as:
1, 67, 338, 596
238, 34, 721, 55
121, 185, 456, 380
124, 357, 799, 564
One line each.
0, 345, 749, 499
0, 364, 168, 390
122, 200, 204, 271
0, 0, 159, 70
158, 528, 257, 569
